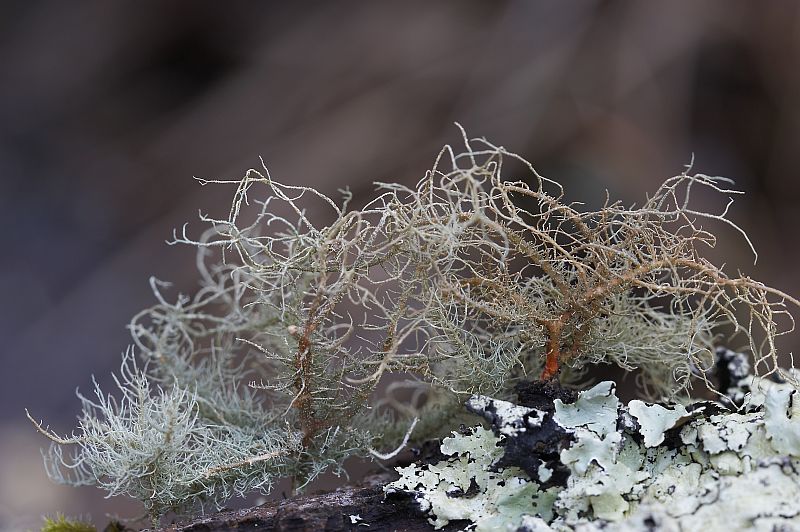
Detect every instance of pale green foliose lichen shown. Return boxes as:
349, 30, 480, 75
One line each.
387, 378, 800, 531
627, 400, 687, 448
387, 426, 559, 530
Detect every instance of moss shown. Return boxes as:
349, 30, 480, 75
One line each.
40, 514, 96, 532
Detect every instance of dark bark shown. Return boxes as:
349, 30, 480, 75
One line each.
152, 474, 468, 532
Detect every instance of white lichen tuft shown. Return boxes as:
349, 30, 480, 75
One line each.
388, 377, 800, 531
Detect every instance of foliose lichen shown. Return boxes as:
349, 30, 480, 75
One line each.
388, 353, 800, 531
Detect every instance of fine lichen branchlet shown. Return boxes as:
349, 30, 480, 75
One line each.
28, 128, 800, 524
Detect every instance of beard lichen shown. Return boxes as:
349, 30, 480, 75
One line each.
28, 128, 800, 523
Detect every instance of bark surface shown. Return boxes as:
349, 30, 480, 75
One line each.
152, 474, 465, 532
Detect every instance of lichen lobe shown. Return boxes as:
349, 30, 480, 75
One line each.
388, 368, 800, 531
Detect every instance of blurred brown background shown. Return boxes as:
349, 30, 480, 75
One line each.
2, 1, 800, 529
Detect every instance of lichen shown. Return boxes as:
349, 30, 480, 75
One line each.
30, 128, 800, 522
628, 401, 687, 448
465, 395, 544, 437
388, 426, 559, 530
388, 360, 800, 531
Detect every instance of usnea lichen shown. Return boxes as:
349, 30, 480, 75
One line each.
29, 129, 800, 523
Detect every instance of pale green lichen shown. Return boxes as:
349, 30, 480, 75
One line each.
553, 381, 619, 437
389, 426, 559, 530
763, 386, 800, 456
388, 376, 800, 531
628, 400, 687, 447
